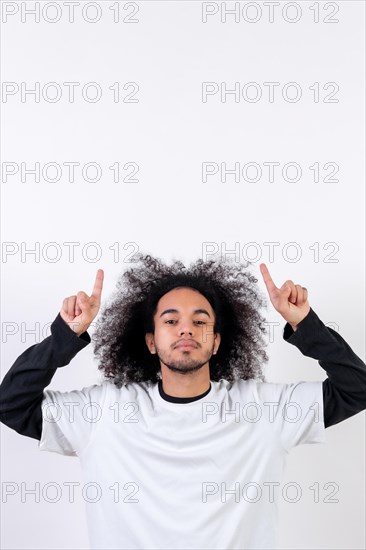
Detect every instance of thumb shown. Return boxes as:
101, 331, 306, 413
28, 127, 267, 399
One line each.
281, 283, 291, 297
77, 291, 88, 307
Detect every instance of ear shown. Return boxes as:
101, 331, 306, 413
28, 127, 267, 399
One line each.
145, 333, 156, 354
213, 332, 221, 355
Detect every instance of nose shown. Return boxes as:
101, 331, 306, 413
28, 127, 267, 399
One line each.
179, 329, 193, 336
178, 320, 194, 336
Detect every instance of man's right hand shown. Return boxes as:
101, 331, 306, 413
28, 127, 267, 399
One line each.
59, 269, 104, 336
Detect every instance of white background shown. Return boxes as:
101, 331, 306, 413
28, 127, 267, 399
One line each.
1, 1, 365, 549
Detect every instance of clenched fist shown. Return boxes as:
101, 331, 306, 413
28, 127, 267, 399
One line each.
59, 269, 104, 336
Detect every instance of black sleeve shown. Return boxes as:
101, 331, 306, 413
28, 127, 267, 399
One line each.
0, 313, 91, 441
283, 308, 366, 429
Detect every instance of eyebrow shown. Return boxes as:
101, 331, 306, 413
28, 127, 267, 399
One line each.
159, 308, 211, 318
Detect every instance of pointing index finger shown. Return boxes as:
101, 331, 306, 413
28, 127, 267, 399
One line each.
259, 263, 278, 294
91, 269, 104, 301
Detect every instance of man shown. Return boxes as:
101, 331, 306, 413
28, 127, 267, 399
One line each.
1, 253, 365, 550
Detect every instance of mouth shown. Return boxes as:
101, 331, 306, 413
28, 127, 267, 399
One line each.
175, 342, 197, 350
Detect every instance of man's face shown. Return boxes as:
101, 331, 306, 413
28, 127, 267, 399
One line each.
145, 287, 221, 375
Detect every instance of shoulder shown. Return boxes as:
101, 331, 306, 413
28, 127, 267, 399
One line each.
214, 378, 322, 405
102, 379, 156, 400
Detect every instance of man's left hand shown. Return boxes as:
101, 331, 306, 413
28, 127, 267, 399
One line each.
259, 263, 311, 331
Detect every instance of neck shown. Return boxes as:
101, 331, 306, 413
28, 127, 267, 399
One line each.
160, 365, 211, 398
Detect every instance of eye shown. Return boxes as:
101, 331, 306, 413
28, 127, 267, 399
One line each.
164, 320, 206, 325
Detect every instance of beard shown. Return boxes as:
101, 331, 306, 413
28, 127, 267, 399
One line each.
155, 345, 215, 375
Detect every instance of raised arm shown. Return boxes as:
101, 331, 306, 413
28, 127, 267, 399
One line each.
0, 269, 104, 440
259, 263, 366, 428
283, 309, 366, 428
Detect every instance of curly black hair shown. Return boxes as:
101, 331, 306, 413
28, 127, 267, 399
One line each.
92, 253, 270, 388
